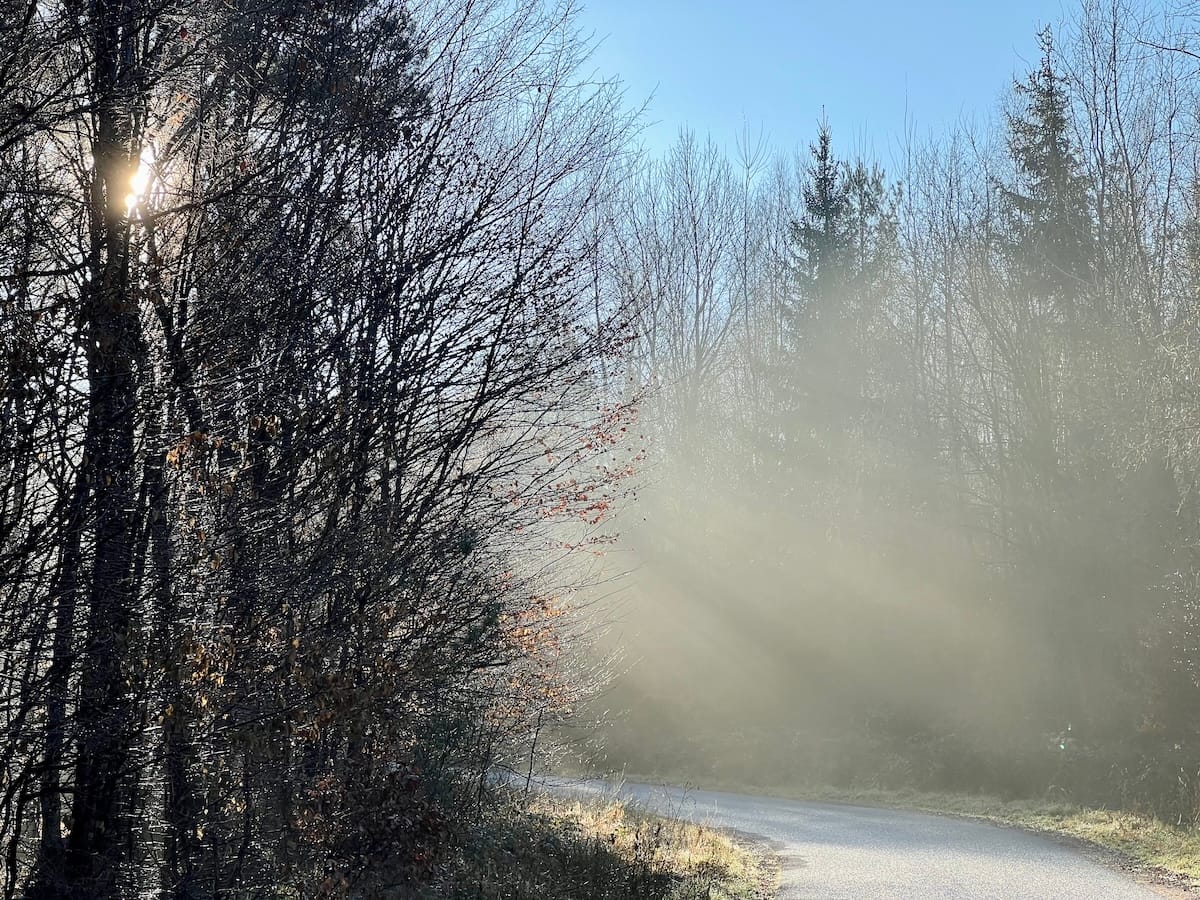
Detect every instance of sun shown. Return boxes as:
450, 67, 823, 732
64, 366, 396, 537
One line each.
125, 148, 156, 216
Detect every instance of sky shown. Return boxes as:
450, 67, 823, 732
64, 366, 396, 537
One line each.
574, 0, 1071, 163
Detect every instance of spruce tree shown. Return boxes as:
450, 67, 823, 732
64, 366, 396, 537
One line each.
1004, 26, 1096, 322
775, 121, 900, 531
790, 118, 851, 327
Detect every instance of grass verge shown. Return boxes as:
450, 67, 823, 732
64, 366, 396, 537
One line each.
434, 792, 778, 899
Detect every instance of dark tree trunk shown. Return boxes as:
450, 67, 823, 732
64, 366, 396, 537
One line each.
60, 0, 142, 891
29, 457, 90, 896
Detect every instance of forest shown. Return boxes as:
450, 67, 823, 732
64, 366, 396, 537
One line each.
592, 0, 1200, 834
1, 0, 638, 893
6, 0, 1200, 895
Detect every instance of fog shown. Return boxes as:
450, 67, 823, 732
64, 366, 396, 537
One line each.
571, 9, 1200, 821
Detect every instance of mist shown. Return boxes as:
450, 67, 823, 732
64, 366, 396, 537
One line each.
575, 9, 1200, 822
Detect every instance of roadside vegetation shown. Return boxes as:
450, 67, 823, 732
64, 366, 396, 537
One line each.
433, 793, 777, 899
1, 0, 639, 893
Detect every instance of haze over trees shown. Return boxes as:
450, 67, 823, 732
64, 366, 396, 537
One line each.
593, 0, 1200, 828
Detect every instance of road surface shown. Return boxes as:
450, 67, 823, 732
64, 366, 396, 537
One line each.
542, 779, 1185, 899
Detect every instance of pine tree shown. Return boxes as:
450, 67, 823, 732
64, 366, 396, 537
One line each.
772, 121, 901, 530
790, 118, 851, 329
1004, 26, 1096, 322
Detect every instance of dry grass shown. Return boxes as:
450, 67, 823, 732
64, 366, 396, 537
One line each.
433, 792, 777, 899
528, 794, 776, 898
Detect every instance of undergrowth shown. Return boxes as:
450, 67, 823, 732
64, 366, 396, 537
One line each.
429, 793, 776, 899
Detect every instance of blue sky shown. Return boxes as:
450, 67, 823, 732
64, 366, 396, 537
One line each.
575, 0, 1070, 162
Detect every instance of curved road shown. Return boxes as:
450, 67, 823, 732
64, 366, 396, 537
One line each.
545, 779, 1184, 899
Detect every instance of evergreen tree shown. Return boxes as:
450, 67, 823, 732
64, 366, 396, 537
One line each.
790, 118, 851, 329
1004, 27, 1096, 321
774, 121, 901, 530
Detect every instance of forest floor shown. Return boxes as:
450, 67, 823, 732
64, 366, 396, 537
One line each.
434, 792, 778, 899
596, 773, 1200, 894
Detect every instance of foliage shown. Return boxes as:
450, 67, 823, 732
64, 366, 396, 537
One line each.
0, 0, 635, 895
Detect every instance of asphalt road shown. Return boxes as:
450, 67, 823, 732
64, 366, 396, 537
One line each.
545, 779, 1180, 899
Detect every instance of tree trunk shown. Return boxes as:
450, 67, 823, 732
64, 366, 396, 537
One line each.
61, 0, 141, 891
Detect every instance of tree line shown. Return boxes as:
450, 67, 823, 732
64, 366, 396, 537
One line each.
0, 0, 636, 895
598, 1, 1200, 822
